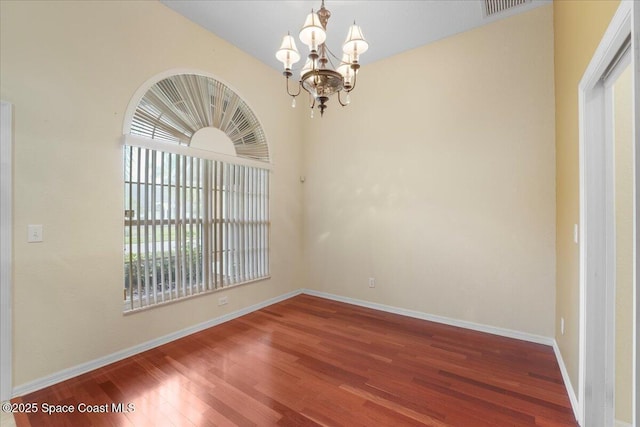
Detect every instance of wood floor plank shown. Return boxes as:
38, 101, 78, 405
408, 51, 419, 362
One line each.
12, 295, 577, 426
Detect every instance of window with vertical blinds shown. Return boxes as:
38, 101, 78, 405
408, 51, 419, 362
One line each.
124, 146, 270, 311
123, 73, 270, 312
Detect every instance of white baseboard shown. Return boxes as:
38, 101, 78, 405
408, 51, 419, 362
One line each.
552, 340, 581, 425
615, 420, 632, 427
302, 289, 554, 346
12, 289, 302, 398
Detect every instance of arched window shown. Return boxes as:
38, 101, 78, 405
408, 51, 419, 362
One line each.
123, 73, 270, 312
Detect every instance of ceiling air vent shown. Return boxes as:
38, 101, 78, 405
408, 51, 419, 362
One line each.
483, 0, 531, 17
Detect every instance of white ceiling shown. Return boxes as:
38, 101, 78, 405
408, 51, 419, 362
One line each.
161, 0, 551, 72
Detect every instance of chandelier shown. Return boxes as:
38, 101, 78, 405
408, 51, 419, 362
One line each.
276, 0, 368, 117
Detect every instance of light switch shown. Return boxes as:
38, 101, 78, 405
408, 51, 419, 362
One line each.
27, 224, 43, 243
573, 224, 579, 244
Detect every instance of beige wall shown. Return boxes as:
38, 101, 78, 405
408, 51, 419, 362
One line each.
614, 64, 633, 425
552, 0, 620, 398
0, 0, 303, 387
303, 6, 556, 337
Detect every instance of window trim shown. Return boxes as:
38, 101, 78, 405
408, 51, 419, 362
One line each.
123, 135, 273, 171
122, 276, 272, 315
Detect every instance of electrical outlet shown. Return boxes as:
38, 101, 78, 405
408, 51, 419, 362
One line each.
27, 224, 43, 243
368, 277, 375, 288
561, 317, 565, 335
218, 296, 228, 306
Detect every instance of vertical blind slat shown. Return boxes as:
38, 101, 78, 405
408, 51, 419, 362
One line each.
214, 161, 219, 289
217, 161, 223, 288
143, 150, 150, 306
159, 152, 166, 303
181, 155, 188, 297
151, 150, 158, 305
127, 147, 134, 311
175, 155, 182, 298
228, 165, 232, 285
234, 165, 240, 284
197, 159, 202, 291
202, 160, 209, 291
135, 147, 143, 307
188, 156, 194, 297
167, 154, 174, 301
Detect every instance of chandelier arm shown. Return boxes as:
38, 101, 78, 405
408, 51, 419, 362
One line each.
285, 76, 302, 97
323, 44, 342, 67
345, 69, 358, 92
337, 90, 349, 107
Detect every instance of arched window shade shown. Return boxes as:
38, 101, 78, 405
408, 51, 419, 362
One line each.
130, 74, 269, 162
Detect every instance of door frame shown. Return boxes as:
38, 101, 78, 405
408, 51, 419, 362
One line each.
635, 3, 640, 425
578, 1, 637, 425
0, 101, 13, 402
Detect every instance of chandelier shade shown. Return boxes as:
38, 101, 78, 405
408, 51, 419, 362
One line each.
275, 33, 301, 71
299, 11, 326, 53
276, 0, 368, 117
343, 23, 369, 62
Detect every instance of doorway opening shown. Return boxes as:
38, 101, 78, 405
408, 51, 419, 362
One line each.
577, 2, 637, 426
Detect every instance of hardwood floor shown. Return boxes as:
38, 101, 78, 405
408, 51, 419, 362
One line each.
12, 295, 577, 426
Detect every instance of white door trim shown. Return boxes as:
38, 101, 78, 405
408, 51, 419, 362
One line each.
634, 3, 640, 425
0, 101, 13, 401
578, 1, 636, 426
